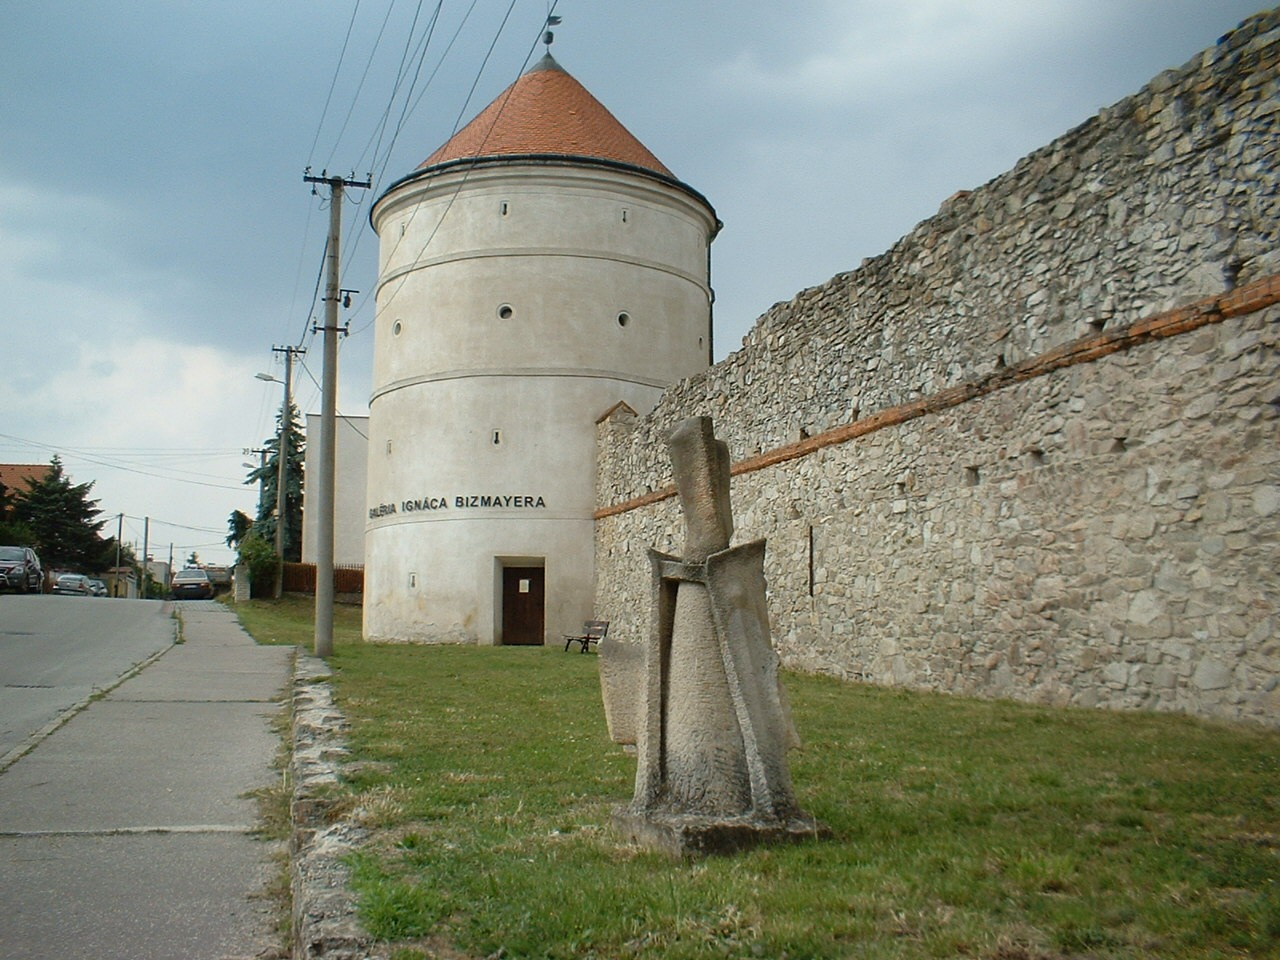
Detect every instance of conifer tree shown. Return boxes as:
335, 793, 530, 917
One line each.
12, 456, 109, 570
0, 478, 36, 545
244, 401, 306, 562
225, 509, 253, 549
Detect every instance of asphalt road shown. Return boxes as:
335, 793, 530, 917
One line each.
0, 595, 176, 763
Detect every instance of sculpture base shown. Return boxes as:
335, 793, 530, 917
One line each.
613, 806, 830, 858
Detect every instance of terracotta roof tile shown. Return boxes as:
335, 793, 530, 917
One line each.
420, 54, 673, 178
0, 463, 49, 499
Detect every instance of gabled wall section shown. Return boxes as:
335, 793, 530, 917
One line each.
594, 10, 1280, 725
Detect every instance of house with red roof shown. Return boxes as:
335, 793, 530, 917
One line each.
0, 463, 50, 517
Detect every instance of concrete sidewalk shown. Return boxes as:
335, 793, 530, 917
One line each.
0, 601, 294, 960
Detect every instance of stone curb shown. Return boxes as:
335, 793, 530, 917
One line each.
289, 651, 384, 960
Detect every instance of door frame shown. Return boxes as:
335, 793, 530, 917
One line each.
494, 556, 546, 646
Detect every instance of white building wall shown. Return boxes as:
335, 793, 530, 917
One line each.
365, 161, 715, 644
302, 414, 369, 567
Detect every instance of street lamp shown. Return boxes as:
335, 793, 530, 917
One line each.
256, 366, 293, 599
242, 449, 268, 517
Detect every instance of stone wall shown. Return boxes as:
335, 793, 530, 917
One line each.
594, 10, 1280, 726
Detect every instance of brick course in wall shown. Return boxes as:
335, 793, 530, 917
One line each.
594, 10, 1280, 726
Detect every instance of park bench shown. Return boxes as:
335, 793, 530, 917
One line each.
563, 619, 608, 653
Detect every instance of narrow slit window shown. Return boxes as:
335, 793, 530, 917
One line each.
807, 525, 815, 598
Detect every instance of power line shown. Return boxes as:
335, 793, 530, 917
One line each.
298, 235, 330, 347
357, 0, 436, 173
0, 438, 241, 456
378, 0, 483, 175
357, 0, 452, 180
365, 1, 554, 332
307, 0, 366, 167
335, 0, 541, 334
337, 0, 450, 297
285, 194, 320, 348
288, 355, 371, 440
288, 3, 555, 439
123, 514, 224, 535
0, 432, 247, 491
322, 0, 406, 173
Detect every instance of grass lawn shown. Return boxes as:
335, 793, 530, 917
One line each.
228, 597, 1280, 959
226, 592, 364, 648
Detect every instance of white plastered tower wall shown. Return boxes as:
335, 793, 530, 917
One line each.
365, 128, 717, 644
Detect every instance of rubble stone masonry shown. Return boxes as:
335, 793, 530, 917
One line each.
594, 10, 1280, 725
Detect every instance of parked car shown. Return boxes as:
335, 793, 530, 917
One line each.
0, 546, 43, 593
204, 565, 232, 591
170, 568, 215, 600
52, 573, 94, 597
88, 578, 108, 597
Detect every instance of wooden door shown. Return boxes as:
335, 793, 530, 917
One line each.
501, 566, 545, 645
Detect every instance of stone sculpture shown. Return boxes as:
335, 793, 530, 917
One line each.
612, 416, 826, 856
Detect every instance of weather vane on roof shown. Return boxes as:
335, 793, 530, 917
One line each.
543, 14, 561, 51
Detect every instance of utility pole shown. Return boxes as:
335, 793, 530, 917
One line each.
142, 517, 150, 600
270, 344, 305, 599
303, 168, 370, 658
114, 513, 123, 598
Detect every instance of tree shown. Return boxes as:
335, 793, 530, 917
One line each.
111, 540, 138, 569
0, 479, 35, 547
0, 517, 35, 545
91, 535, 129, 574
245, 401, 305, 562
236, 531, 279, 599
226, 509, 253, 549
0, 478, 35, 546
11, 456, 109, 570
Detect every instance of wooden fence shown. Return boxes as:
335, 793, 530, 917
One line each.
282, 562, 364, 596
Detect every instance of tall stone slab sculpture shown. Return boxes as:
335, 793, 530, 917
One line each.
613, 417, 825, 856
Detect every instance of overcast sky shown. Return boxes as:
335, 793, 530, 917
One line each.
0, 1, 1265, 566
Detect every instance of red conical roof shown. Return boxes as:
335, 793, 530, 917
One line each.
420, 53, 673, 178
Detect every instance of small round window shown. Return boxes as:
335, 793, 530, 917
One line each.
392, 320, 403, 336
498, 304, 514, 320
617, 312, 630, 328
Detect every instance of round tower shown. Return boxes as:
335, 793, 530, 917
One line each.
365, 53, 718, 644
